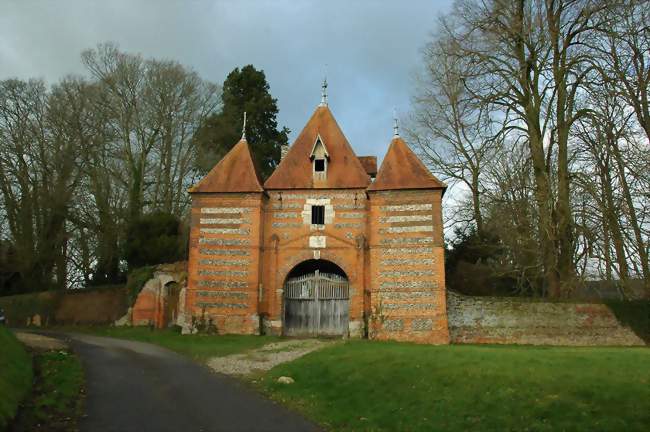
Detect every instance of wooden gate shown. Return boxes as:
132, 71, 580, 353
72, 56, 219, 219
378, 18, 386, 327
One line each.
283, 270, 349, 336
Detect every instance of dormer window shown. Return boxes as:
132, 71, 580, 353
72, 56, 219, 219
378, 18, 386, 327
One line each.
310, 135, 329, 181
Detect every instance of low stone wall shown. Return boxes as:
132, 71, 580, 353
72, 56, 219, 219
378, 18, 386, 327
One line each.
447, 291, 648, 346
0, 286, 127, 327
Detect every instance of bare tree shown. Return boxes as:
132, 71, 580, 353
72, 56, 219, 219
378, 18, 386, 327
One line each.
0, 78, 86, 289
426, 0, 612, 296
412, 34, 497, 236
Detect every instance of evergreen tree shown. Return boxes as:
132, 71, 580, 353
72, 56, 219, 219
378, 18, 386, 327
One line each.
194, 65, 289, 178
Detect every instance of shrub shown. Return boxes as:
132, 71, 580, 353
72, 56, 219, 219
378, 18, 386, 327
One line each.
125, 266, 155, 306
124, 212, 185, 269
190, 307, 218, 334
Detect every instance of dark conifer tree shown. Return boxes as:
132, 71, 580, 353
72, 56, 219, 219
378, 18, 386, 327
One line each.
194, 65, 289, 178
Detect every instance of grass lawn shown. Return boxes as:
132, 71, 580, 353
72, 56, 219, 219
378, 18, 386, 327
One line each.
11, 350, 84, 432
260, 341, 650, 432
64, 326, 281, 360
0, 327, 32, 431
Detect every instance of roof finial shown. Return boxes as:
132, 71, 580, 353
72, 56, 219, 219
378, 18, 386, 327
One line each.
393, 108, 399, 137
320, 76, 328, 107
241, 111, 247, 140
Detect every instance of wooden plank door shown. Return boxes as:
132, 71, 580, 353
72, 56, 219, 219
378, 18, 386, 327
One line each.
284, 271, 349, 337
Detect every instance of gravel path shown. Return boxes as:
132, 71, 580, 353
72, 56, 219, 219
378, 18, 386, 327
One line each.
208, 339, 334, 376
14, 331, 68, 351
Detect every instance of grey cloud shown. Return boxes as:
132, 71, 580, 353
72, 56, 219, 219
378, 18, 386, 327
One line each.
0, 0, 452, 161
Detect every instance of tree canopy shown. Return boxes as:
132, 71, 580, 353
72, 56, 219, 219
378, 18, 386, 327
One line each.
412, 0, 650, 299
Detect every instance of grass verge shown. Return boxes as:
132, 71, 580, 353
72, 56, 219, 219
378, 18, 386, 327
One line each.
0, 327, 32, 431
62, 326, 281, 360
10, 349, 84, 432
259, 340, 650, 432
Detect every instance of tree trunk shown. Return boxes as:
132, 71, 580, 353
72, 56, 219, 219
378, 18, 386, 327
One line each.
527, 121, 560, 297
610, 140, 650, 295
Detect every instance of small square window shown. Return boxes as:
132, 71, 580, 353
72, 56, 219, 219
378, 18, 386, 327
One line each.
311, 205, 325, 225
314, 159, 325, 172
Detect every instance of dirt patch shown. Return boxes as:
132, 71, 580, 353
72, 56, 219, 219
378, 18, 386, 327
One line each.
207, 339, 334, 376
14, 332, 68, 351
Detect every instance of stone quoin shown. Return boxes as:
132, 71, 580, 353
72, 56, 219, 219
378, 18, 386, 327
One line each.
184, 98, 449, 344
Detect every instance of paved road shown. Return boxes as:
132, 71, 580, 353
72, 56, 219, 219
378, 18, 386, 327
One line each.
56, 333, 321, 432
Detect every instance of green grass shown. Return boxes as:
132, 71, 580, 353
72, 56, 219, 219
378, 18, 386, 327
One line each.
0, 327, 33, 431
259, 341, 650, 432
11, 350, 84, 432
65, 326, 281, 360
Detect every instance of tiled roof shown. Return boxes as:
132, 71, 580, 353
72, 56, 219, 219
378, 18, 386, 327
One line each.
190, 139, 264, 193
264, 106, 370, 189
368, 136, 445, 191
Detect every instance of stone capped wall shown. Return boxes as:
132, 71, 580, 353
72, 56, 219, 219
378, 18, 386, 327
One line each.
368, 190, 449, 344
447, 291, 647, 346
185, 192, 264, 334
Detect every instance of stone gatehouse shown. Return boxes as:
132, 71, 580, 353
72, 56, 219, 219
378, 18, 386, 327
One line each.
183, 99, 449, 344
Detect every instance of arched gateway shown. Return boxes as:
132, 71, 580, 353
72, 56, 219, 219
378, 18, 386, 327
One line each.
184, 96, 450, 344
283, 260, 350, 336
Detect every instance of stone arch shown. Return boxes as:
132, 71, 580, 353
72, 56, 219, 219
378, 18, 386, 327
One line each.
277, 249, 356, 289
281, 254, 352, 337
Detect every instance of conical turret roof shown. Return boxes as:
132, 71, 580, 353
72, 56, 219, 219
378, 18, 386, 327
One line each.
368, 136, 445, 191
264, 106, 370, 189
190, 139, 264, 193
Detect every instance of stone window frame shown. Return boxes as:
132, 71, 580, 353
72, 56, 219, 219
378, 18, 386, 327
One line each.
302, 198, 335, 229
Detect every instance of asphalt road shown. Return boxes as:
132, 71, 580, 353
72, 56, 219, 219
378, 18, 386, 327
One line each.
58, 333, 321, 432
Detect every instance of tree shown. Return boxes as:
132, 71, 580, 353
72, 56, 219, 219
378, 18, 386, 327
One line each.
0, 44, 221, 291
591, 1, 650, 294
193, 65, 289, 178
425, 0, 613, 297
412, 34, 498, 236
123, 212, 184, 268
0, 78, 85, 290
79, 43, 219, 285
81, 43, 220, 221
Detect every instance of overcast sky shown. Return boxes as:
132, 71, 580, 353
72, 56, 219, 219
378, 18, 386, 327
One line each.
1, 0, 452, 161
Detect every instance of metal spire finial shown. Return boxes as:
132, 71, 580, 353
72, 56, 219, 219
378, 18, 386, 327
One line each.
241, 111, 247, 140
393, 108, 400, 137
320, 77, 328, 107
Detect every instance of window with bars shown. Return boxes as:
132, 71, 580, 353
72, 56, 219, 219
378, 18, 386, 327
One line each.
311, 205, 325, 225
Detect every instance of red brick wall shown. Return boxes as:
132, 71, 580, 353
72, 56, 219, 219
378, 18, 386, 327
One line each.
260, 190, 368, 336
0, 287, 128, 326
185, 188, 450, 343
185, 192, 264, 334
367, 190, 449, 344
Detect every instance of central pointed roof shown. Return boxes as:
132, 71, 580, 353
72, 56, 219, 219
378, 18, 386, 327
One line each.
368, 136, 446, 192
264, 106, 370, 189
190, 138, 264, 193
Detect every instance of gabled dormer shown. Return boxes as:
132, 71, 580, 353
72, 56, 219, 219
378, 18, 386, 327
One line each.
310, 134, 329, 181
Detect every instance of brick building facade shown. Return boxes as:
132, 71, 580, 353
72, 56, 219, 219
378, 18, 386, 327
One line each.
184, 101, 449, 343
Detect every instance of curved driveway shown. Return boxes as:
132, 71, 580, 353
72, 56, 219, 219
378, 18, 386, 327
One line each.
60, 333, 320, 432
